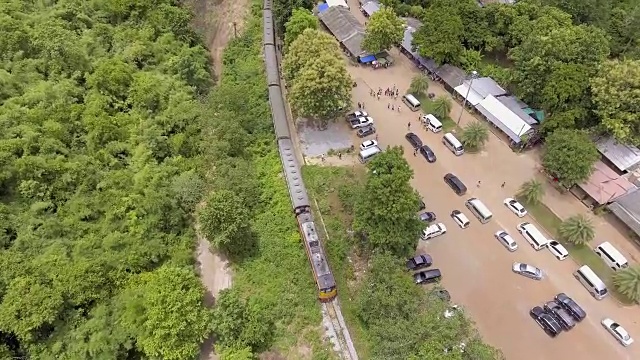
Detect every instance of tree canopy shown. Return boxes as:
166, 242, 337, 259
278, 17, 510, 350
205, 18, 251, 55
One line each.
591, 59, 640, 145
413, 5, 465, 65
284, 8, 318, 49
0, 0, 215, 358
353, 147, 424, 257
542, 129, 600, 185
362, 7, 406, 54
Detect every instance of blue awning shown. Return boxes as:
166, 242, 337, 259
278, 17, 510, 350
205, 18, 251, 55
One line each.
360, 55, 376, 63
318, 3, 329, 12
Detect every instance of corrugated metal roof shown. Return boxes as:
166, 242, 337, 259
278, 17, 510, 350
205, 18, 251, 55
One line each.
435, 64, 466, 89
609, 189, 640, 236
465, 77, 507, 98
475, 95, 532, 143
361, 1, 380, 16
577, 161, 637, 204
596, 137, 640, 172
454, 84, 483, 106
318, 6, 367, 57
497, 96, 537, 125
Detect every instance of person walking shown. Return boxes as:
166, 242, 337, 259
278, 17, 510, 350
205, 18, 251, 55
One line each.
397, 105, 401, 113
413, 148, 417, 156
375, 134, 379, 141
477, 180, 481, 188
501, 182, 506, 188
391, 104, 394, 111
388, 103, 391, 109
338, 152, 342, 160
321, 154, 325, 162
407, 122, 411, 131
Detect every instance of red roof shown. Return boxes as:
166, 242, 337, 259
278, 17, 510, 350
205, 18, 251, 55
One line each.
578, 161, 637, 204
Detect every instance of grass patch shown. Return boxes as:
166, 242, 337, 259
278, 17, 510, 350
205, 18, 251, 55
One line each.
516, 197, 635, 305
302, 165, 372, 359
413, 93, 459, 133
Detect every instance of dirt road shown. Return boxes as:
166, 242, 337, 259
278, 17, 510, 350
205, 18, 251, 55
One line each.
345, 62, 640, 360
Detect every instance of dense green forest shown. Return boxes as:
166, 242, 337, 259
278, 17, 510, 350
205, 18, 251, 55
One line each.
0, 0, 330, 359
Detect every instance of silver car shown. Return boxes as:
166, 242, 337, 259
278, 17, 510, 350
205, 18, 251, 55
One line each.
512, 262, 543, 280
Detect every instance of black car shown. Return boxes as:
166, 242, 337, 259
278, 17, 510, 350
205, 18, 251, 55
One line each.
405, 132, 423, 149
443, 173, 467, 195
544, 301, 576, 331
414, 269, 442, 284
418, 211, 436, 222
530, 306, 563, 337
406, 254, 433, 271
418, 198, 426, 211
419, 145, 436, 162
555, 293, 587, 322
357, 125, 376, 138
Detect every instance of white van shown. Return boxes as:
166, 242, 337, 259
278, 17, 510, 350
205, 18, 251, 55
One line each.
359, 146, 381, 163
594, 241, 629, 271
517, 222, 549, 250
422, 114, 442, 133
573, 265, 608, 300
465, 198, 493, 223
442, 133, 464, 156
402, 94, 421, 112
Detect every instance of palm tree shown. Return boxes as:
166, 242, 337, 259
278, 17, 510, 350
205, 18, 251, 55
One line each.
613, 266, 640, 303
557, 214, 595, 246
409, 74, 429, 96
517, 179, 545, 205
431, 96, 452, 119
460, 121, 489, 152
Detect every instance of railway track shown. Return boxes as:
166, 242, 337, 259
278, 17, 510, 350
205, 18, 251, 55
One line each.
323, 299, 359, 360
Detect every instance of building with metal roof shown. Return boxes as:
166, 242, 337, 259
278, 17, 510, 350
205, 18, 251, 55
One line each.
435, 64, 466, 91
326, 0, 349, 8
496, 95, 538, 126
596, 137, 640, 173
609, 189, 640, 237
467, 77, 507, 98
399, 26, 438, 73
453, 83, 483, 106
361, 1, 380, 17
318, 6, 368, 58
475, 95, 533, 144
571, 161, 637, 206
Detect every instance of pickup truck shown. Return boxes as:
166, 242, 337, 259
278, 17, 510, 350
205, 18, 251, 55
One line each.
349, 116, 374, 129
346, 110, 368, 120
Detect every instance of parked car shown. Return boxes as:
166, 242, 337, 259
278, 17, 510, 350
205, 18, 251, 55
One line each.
547, 240, 569, 261
405, 132, 423, 149
418, 211, 436, 222
512, 262, 543, 280
504, 198, 527, 217
494, 230, 518, 252
350, 116, 374, 129
544, 301, 576, 330
443, 173, 467, 195
406, 254, 433, 271
414, 269, 442, 284
346, 110, 368, 120
421, 223, 447, 240
450, 210, 470, 229
555, 293, 586, 321
602, 318, 634, 347
360, 139, 378, 151
357, 125, 376, 138
530, 306, 562, 337
419, 145, 436, 162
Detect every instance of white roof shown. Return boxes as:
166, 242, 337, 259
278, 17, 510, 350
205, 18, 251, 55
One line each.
596, 137, 640, 172
454, 83, 483, 106
326, 0, 349, 8
475, 95, 532, 143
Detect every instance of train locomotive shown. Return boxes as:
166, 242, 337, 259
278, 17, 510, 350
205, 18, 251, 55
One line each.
262, 0, 337, 302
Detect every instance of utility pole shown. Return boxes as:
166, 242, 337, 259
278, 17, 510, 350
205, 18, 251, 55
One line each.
233, 22, 237, 38
457, 70, 479, 125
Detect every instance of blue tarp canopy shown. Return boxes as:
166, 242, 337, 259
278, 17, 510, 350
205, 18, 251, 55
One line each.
318, 3, 329, 12
359, 55, 376, 63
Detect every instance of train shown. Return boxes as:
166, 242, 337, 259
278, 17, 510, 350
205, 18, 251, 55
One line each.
262, 0, 337, 302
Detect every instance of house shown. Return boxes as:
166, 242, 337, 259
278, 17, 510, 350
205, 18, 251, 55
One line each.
474, 95, 534, 145
596, 137, 640, 174
609, 189, 640, 238
495, 95, 538, 126
434, 64, 466, 92
399, 25, 438, 74
318, 6, 370, 59
360, 1, 380, 17
570, 161, 637, 208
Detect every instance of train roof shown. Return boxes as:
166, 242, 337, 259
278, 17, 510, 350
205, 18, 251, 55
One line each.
278, 140, 310, 210
300, 220, 336, 289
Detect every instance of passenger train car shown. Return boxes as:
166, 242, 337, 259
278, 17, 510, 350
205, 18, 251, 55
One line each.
262, 0, 337, 301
